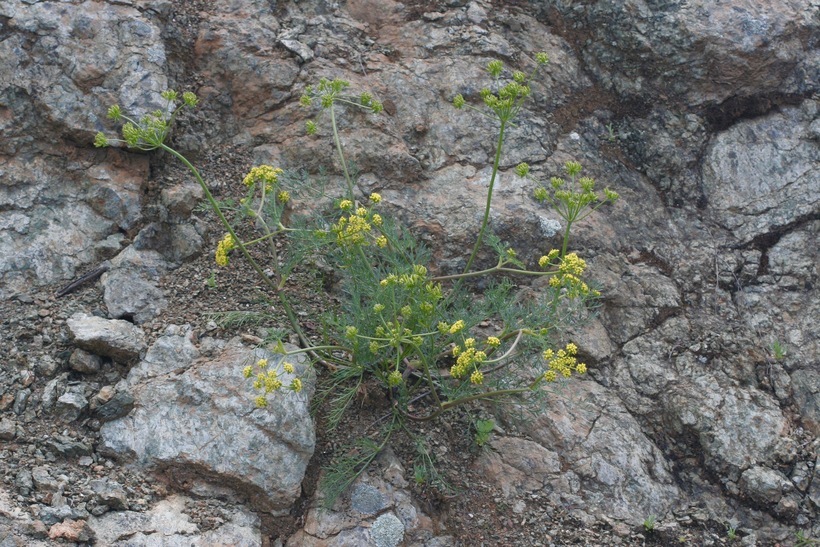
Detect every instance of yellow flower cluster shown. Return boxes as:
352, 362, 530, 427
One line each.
538, 249, 560, 269
558, 253, 587, 276
243, 165, 284, 192
450, 340, 487, 380
547, 253, 600, 298
215, 233, 237, 267
333, 209, 372, 246
542, 343, 587, 382
379, 265, 434, 291
245, 356, 305, 407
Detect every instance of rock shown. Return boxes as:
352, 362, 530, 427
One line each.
31, 466, 59, 492
160, 181, 204, 220
809, 463, 820, 509
93, 391, 135, 423
68, 348, 103, 374
41, 375, 67, 410
101, 267, 168, 324
287, 448, 441, 546
89, 478, 128, 511
538, 0, 818, 106
791, 369, 820, 436
55, 389, 89, 422
43, 435, 93, 459
497, 380, 681, 523
738, 466, 792, 505
132, 222, 204, 265
0, 418, 15, 441
99, 339, 315, 515
474, 436, 561, 498
370, 512, 404, 547
15, 469, 33, 496
48, 519, 95, 543
350, 483, 388, 515
0, 0, 165, 298
122, 324, 199, 386
87, 495, 260, 546
39, 505, 79, 527
66, 312, 147, 363
12, 389, 30, 415
33, 355, 61, 378
702, 106, 819, 243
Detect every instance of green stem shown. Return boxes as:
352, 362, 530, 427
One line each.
330, 106, 355, 199
561, 220, 573, 258
463, 119, 507, 274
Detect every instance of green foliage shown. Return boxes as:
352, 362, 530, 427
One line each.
473, 418, 495, 447
643, 515, 656, 533
770, 340, 787, 361
796, 530, 820, 546
95, 54, 619, 504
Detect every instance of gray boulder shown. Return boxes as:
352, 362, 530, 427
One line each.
100, 338, 315, 515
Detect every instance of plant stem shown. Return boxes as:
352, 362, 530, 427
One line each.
463, 119, 507, 274
330, 106, 355, 200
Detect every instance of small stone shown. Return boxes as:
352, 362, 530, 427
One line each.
41, 505, 79, 526
0, 417, 16, 440
370, 512, 404, 547
22, 519, 49, 539
13, 389, 31, 415
94, 391, 134, 422
350, 483, 387, 515
48, 519, 95, 542
90, 478, 129, 510
56, 390, 89, 422
69, 348, 103, 374
35, 355, 62, 377
67, 312, 147, 363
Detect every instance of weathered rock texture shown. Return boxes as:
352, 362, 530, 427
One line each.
100, 333, 315, 515
2, 0, 818, 544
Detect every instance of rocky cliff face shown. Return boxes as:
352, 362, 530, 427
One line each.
1, 0, 817, 545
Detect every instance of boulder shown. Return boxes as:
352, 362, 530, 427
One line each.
100, 338, 315, 515
66, 312, 147, 363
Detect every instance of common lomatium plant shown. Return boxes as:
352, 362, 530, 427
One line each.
95, 54, 618, 506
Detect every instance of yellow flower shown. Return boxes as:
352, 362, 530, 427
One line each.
376, 236, 388, 248
243, 365, 253, 378
566, 343, 578, 355
387, 370, 402, 387
255, 395, 268, 408
283, 362, 294, 374
576, 363, 587, 374
369, 193, 382, 203
356, 207, 368, 217
372, 214, 383, 226
339, 199, 353, 211
487, 336, 501, 348
465, 338, 475, 348
449, 320, 465, 334
277, 190, 290, 203
290, 378, 303, 393
243, 165, 283, 188
257, 358, 268, 369
470, 370, 484, 385
215, 234, 236, 267
543, 370, 556, 382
